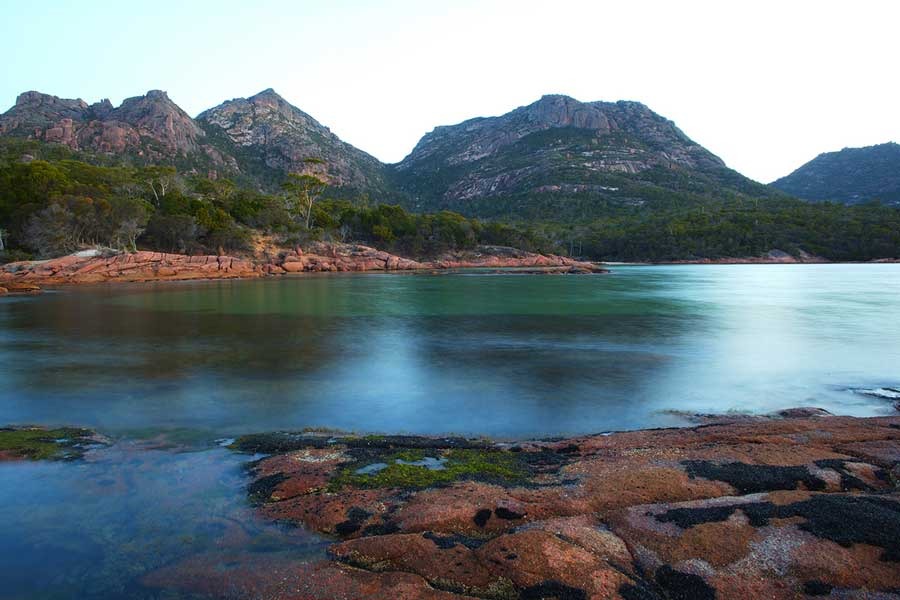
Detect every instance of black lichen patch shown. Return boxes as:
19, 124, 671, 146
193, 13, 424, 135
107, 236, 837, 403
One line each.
361, 521, 401, 537
814, 459, 874, 491
247, 473, 288, 504
230, 431, 492, 454
654, 566, 716, 600
495, 507, 525, 520
423, 531, 486, 550
520, 580, 588, 600
556, 444, 580, 455
473, 508, 492, 528
518, 449, 572, 473
682, 460, 826, 493
803, 580, 833, 596
762, 495, 900, 562
334, 507, 373, 537
655, 504, 740, 530
618, 581, 665, 600
656, 494, 900, 562
230, 432, 334, 453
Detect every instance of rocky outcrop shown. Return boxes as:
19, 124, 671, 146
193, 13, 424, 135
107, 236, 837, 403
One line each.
152, 412, 900, 599
197, 89, 390, 193
0, 244, 604, 288
0, 90, 215, 161
270, 243, 604, 274
431, 245, 605, 272
0, 251, 262, 286
772, 142, 900, 205
665, 248, 828, 265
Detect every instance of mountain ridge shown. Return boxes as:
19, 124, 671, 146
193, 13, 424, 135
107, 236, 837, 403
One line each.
771, 142, 900, 205
3, 88, 782, 220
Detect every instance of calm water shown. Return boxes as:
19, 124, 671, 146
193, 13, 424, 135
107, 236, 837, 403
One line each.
2, 265, 899, 598
2, 265, 899, 438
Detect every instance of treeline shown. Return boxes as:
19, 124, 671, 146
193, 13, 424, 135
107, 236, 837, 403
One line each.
564, 200, 900, 262
0, 144, 558, 261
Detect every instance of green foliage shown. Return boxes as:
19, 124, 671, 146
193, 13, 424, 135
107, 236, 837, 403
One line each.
282, 172, 327, 229
313, 200, 560, 257
3, 138, 900, 263
568, 199, 900, 262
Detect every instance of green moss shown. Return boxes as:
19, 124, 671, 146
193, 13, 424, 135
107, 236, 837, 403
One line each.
330, 448, 527, 490
392, 448, 427, 462
0, 427, 95, 460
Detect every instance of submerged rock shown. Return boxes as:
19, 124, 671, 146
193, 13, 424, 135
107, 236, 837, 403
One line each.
205, 412, 900, 599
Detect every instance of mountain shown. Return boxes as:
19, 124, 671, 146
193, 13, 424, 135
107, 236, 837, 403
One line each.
771, 142, 900, 205
197, 89, 389, 194
0, 90, 227, 166
0, 89, 388, 195
391, 94, 778, 219
1, 89, 782, 219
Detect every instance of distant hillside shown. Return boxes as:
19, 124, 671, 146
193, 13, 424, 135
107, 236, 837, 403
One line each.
771, 142, 900, 205
391, 94, 780, 220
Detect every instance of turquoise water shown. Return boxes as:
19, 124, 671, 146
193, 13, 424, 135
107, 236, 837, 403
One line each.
2, 265, 899, 438
2, 264, 899, 598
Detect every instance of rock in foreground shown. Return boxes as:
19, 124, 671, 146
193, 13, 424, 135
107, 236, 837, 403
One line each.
147, 413, 899, 599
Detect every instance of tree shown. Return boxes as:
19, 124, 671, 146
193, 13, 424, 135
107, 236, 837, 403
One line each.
0, 228, 6, 251
142, 166, 177, 208
281, 161, 327, 229
142, 214, 200, 253
108, 196, 150, 252
24, 203, 78, 257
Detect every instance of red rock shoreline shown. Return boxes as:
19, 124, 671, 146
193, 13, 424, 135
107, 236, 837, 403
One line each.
0, 243, 605, 292
142, 411, 900, 599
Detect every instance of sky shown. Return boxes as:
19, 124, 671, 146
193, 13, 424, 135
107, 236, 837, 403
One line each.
1, 0, 898, 183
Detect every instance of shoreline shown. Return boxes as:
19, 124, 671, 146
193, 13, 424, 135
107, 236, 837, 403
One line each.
3, 408, 898, 598
0, 243, 607, 293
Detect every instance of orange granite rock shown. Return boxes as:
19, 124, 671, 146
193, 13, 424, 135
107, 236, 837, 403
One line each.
220, 413, 899, 599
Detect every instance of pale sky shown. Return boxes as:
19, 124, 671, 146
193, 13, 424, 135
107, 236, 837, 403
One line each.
2, 0, 898, 183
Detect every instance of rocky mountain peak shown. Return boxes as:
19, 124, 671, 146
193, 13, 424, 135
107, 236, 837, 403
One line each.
0, 89, 205, 158
519, 94, 615, 132
197, 91, 387, 191
111, 90, 205, 154
249, 88, 283, 102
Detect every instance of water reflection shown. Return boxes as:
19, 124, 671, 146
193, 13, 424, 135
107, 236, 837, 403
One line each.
1, 265, 899, 437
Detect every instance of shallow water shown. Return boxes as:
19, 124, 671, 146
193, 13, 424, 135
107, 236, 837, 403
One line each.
2, 264, 900, 598
0, 438, 326, 599
2, 265, 898, 438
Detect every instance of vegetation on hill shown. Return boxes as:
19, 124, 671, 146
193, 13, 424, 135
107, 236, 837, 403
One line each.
2, 138, 900, 265
771, 142, 900, 205
0, 139, 556, 261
